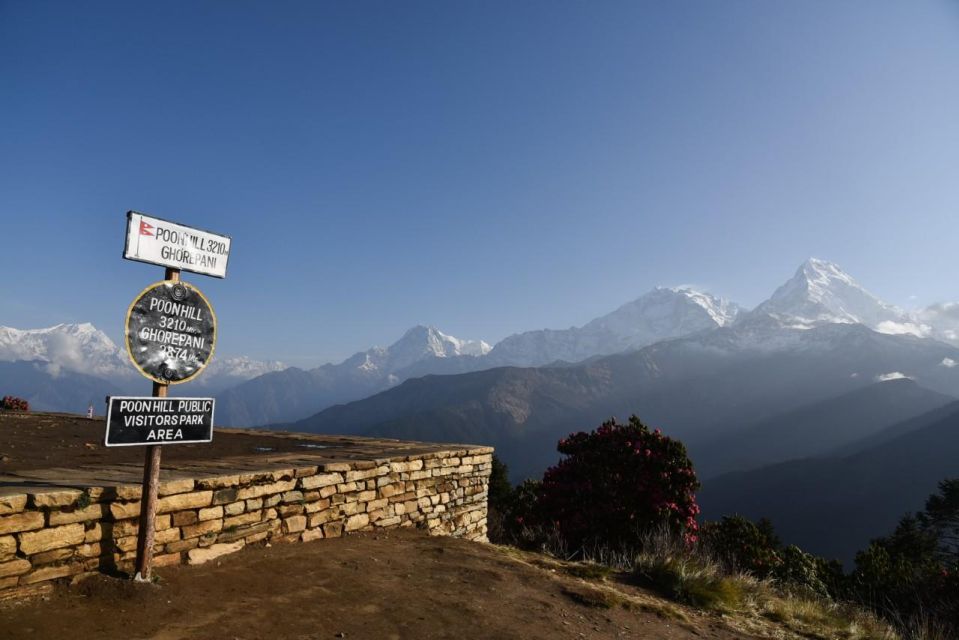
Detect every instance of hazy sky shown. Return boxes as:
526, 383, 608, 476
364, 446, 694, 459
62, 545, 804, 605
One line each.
2, 2, 958, 366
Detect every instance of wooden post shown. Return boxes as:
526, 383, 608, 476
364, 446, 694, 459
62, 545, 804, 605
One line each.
134, 267, 179, 582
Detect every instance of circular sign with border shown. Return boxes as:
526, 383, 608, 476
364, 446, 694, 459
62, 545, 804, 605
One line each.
125, 280, 216, 385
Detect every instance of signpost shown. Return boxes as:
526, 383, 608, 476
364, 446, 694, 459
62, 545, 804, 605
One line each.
116, 211, 230, 582
125, 280, 216, 384
124, 211, 231, 278
105, 397, 214, 446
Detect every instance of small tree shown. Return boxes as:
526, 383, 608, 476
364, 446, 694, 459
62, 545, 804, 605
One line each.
535, 415, 700, 552
919, 478, 959, 566
486, 456, 547, 546
851, 479, 959, 633
488, 456, 513, 511
487, 456, 516, 543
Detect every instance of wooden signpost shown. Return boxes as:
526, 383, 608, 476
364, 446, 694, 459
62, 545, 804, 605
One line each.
113, 212, 231, 582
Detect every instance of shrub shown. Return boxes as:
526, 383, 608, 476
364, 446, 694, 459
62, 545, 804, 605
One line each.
535, 415, 700, 553
1, 396, 28, 411
774, 545, 833, 597
700, 515, 845, 600
701, 515, 782, 577
853, 536, 959, 632
486, 456, 548, 547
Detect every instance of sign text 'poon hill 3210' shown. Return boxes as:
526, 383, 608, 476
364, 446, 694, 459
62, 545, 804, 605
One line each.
125, 280, 216, 385
124, 211, 231, 278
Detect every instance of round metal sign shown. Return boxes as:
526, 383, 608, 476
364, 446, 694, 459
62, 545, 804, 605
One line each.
125, 280, 216, 385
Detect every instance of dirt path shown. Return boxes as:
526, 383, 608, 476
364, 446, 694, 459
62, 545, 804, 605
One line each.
0, 530, 753, 640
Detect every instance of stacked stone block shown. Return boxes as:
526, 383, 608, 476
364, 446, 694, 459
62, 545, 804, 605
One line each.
0, 447, 492, 601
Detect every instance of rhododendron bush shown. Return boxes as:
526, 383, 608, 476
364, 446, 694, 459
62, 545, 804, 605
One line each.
535, 415, 700, 551
1, 396, 29, 411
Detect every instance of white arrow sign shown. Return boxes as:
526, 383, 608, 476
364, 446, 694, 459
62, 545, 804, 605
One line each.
123, 211, 232, 279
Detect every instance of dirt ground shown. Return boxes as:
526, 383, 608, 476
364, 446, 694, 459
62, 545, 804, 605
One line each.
0, 412, 385, 473
0, 529, 755, 640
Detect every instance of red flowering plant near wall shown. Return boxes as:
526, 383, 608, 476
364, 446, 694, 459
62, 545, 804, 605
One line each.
1, 396, 29, 411
536, 415, 700, 552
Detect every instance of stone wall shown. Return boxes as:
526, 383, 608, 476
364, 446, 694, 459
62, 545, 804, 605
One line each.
0, 445, 492, 601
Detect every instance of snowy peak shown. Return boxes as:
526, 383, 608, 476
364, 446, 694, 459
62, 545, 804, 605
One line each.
665, 287, 741, 327
345, 325, 492, 376
0, 323, 287, 383
751, 258, 904, 330
487, 286, 743, 367
585, 287, 740, 337
0, 323, 117, 350
0, 323, 129, 378
390, 325, 491, 360
203, 356, 287, 380
800, 257, 858, 288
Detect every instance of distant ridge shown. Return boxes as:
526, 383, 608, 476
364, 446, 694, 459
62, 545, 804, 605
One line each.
0, 323, 286, 411
217, 288, 745, 426
691, 378, 955, 478
698, 401, 959, 564
0, 360, 123, 413
214, 325, 493, 427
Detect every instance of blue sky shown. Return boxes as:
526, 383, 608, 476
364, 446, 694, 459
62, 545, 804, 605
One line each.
2, 1, 958, 366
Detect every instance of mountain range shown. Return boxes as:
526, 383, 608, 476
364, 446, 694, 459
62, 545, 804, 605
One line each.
484, 286, 741, 367
268, 258, 959, 560
274, 259, 959, 497
9, 258, 959, 428
214, 325, 492, 426
0, 323, 286, 411
215, 286, 753, 427
289, 313, 959, 479
6, 257, 959, 562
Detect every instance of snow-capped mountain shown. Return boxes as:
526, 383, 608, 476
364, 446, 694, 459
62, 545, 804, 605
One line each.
0, 323, 286, 394
214, 324, 493, 426
0, 323, 131, 379
676, 259, 952, 355
198, 356, 287, 384
345, 325, 492, 377
748, 258, 906, 330
485, 287, 742, 367
742, 258, 959, 348
292, 260, 959, 484
15, 257, 959, 425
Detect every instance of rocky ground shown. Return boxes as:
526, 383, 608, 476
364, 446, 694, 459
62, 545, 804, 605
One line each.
0, 528, 757, 640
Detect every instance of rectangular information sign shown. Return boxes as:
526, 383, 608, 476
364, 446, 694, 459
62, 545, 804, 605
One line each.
105, 396, 215, 447
123, 211, 231, 278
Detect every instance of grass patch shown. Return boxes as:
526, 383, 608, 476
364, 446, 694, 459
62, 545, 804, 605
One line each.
494, 531, 897, 639
565, 562, 614, 581
684, 575, 746, 610
561, 585, 622, 609
635, 556, 746, 613
757, 595, 898, 640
